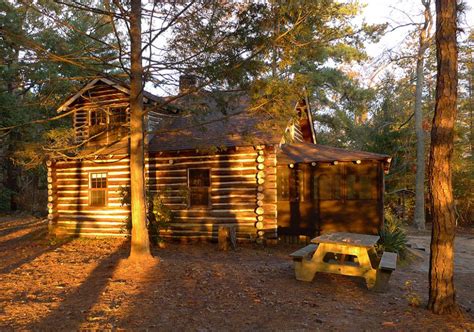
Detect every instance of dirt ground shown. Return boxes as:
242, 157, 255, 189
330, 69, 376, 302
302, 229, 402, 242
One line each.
0, 215, 473, 331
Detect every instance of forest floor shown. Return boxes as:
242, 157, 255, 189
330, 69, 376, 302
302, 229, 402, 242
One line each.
0, 215, 473, 331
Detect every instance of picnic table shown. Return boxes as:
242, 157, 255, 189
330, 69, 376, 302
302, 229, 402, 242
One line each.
290, 232, 397, 291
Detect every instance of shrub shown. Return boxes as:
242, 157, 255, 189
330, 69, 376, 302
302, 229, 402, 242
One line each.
0, 186, 14, 211
378, 210, 408, 259
119, 186, 172, 245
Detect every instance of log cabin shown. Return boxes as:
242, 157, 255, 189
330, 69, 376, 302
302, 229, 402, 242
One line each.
47, 76, 391, 242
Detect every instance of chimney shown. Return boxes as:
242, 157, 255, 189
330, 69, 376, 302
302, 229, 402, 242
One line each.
179, 74, 197, 94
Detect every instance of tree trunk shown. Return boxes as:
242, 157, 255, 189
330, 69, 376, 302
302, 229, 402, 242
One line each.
414, 0, 432, 230
129, 0, 151, 259
428, 0, 458, 315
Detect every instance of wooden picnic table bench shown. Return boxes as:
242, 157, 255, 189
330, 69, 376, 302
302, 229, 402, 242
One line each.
289, 232, 397, 291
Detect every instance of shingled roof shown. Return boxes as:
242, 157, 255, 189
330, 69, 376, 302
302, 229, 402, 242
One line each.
148, 92, 291, 152
277, 143, 391, 164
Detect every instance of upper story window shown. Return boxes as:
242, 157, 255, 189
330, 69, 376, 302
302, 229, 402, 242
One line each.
109, 107, 128, 125
88, 107, 128, 140
90, 110, 107, 127
188, 168, 210, 207
90, 173, 107, 207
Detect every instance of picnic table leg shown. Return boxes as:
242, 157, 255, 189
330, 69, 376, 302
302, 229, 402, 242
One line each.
294, 245, 327, 282
356, 248, 378, 289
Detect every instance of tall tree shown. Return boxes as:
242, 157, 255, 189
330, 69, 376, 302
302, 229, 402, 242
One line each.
414, 0, 433, 230
428, 0, 459, 314
128, 0, 151, 260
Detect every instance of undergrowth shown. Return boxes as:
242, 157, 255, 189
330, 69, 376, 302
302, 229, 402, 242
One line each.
377, 210, 408, 259
119, 186, 172, 246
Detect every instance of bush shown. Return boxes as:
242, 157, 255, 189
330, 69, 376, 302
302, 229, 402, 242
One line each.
119, 186, 172, 245
0, 186, 14, 211
378, 210, 408, 259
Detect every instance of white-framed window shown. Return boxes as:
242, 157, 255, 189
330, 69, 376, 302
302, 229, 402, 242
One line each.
89, 172, 107, 207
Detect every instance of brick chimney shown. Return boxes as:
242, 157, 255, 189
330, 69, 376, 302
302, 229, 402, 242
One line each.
179, 74, 197, 94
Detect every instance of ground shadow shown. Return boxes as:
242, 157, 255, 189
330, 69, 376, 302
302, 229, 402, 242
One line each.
0, 220, 74, 275
29, 241, 128, 330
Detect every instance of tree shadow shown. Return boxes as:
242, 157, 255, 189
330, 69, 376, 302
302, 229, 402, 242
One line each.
29, 241, 128, 331
0, 220, 73, 275
0, 217, 46, 238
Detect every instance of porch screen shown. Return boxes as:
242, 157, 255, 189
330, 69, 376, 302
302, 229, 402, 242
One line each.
188, 168, 210, 207
277, 166, 301, 202
90, 172, 107, 206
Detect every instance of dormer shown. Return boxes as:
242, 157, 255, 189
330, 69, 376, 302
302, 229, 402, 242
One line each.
56, 77, 161, 145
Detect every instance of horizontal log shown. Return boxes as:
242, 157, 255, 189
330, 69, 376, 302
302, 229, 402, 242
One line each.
147, 161, 257, 171
171, 209, 255, 217
57, 196, 122, 202
56, 171, 130, 177
209, 203, 256, 210
57, 215, 129, 222
54, 160, 130, 169
148, 152, 257, 163
148, 147, 255, 158
146, 176, 187, 184
166, 223, 256, 230
209, 188, 256, 194
210, 198, 256, 205
57, 208, 129, 214
56, 226, 125, 234
54, 230, 129, 238
208, 169, 257, 176
57, 220, 126, 228
159, 229, 253, 239
56, 175, 131, 183
172, 216, 256, 222
55, 164, 130, 172
57, 203, 124, 209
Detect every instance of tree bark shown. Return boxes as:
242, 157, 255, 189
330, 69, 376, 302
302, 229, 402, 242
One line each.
414, 0, 432, 230
129, 0, 151, 259
428, 0, 459, 315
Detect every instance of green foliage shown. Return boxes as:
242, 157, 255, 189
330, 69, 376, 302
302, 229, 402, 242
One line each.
403, 280, 422, 307
0, 186, 15, 211
378, 211, 408, 259
119, 186, 172, 245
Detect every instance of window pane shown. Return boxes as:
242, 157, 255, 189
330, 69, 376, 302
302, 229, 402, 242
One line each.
90, 190, 106, 206
110, 107, 127, 124
188, 169, 210, 207
91, 110, 107, 126
91, 173, 107, 188
189, 169, 210, 187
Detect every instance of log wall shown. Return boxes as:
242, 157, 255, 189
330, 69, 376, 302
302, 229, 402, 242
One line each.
48, 156, 131, 237
48, 145, 280, 241
146, 145, 279, 242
